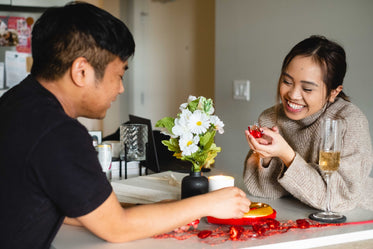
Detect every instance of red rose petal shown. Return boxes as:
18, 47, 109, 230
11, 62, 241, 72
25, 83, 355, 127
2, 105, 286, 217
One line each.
197, 230, 212, 239
229, 226, 244, 240
266, 219, 280, 229
296, 219, 310, 229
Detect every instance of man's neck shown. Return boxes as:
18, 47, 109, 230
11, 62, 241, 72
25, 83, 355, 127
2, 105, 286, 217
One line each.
37, 76, 79, 119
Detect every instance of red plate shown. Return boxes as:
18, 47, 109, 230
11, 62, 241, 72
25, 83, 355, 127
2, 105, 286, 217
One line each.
207, 210, 276, 226
207, 202, 277, 226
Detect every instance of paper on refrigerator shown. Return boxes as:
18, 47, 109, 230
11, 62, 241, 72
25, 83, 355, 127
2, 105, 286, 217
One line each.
5, 51, 31, 89
0, 62, 4, 89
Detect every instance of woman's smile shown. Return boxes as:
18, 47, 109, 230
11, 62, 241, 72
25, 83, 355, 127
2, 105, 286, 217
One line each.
285, 100, 305, 112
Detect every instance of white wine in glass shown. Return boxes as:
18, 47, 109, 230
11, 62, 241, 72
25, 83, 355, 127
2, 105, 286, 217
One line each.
319, 151, 340, 173
309, 118, 346, 223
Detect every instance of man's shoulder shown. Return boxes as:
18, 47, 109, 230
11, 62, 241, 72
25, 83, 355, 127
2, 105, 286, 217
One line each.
0, 75, 87, 153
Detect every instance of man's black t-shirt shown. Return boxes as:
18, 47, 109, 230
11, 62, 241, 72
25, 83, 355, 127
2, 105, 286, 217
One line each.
0, 75, 112, 249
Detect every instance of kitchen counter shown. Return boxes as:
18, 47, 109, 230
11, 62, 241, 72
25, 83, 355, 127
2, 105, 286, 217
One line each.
52, 171, 373, 249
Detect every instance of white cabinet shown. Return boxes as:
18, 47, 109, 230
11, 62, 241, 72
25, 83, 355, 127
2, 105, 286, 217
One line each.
0, 88, 7, 97
0, 0, 11, 5
8, 0, 70, 7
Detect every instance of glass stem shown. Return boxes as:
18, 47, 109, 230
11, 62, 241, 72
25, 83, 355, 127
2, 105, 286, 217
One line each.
325, 173, 331, 213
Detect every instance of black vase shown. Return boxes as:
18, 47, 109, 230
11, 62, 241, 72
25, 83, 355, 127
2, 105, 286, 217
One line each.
181, 171, 209, 199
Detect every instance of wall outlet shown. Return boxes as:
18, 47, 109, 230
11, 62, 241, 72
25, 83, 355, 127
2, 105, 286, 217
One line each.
233, 80, 250, 101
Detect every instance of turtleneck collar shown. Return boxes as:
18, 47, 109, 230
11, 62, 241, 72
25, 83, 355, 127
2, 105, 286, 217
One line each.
296, 102, 328, 127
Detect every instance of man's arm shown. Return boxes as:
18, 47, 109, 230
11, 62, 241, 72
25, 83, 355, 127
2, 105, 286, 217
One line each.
75, 188, 250, 243
64, 217, 83, 226
64, 200, 176, 227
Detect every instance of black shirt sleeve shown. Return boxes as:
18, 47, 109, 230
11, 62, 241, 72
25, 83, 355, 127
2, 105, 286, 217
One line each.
28, 120, 112, 218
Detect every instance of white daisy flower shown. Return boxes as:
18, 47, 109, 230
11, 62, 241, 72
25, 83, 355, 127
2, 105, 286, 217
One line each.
179, 133, 200, 156
188, 95, 197, 102
172, 109, 192, 137
179, 103, 188, 111
180, 95, 197, 111
188, 110, 210, 135
179, 102, 188, 111
210, 115, 225, 134
172, 118, 189, 137
180, 108, 192, 119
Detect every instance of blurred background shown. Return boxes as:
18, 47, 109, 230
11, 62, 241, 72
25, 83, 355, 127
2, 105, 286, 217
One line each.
1, 0, 372, 179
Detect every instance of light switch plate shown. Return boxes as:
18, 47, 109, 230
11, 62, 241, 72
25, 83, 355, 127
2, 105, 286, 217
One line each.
233, 80, 250, 101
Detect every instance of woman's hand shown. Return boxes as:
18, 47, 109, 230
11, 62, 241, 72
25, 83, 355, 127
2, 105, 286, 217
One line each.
245, 126, 295, 167
202, 187, 251, 219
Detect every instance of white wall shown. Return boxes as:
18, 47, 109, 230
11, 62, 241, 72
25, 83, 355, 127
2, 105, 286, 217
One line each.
215, 0, 373, 180
113, 0, 215, 137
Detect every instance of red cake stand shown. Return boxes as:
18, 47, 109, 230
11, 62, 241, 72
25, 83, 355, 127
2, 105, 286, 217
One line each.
207, 202, 277, 226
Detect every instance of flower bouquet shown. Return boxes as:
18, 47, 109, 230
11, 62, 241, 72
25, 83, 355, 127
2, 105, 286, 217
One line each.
155, 96, 224, 173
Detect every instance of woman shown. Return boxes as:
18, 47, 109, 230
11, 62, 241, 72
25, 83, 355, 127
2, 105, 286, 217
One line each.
244, 35, 373, 212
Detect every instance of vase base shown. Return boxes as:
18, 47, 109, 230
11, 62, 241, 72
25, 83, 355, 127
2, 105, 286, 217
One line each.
181, 172, 209, 199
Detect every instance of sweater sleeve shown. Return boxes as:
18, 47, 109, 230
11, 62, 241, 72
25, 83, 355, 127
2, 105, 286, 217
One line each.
243, 150, 289, 198
279, 109, 373, 212
243, 107, 289, 198
277, 153, 333, 210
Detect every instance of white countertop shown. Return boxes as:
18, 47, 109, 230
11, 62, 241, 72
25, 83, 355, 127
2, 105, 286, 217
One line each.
0, 88, 7, 97
52, 171, 373, 249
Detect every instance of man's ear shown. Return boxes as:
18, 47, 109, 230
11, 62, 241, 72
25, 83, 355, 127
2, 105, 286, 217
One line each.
329, 85, 343, 103
70, 57, 90, 87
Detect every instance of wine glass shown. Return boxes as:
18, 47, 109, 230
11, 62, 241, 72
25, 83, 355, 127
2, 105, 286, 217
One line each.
309, 118, 346, 223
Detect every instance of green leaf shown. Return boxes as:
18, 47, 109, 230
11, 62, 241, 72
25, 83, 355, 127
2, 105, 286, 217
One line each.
155, 117, 175, 135
203, 98, 213, 113
187, 99, 199, 112
161, 138, 180, 153
199, 130, 216, 150
181, 156, 203, 172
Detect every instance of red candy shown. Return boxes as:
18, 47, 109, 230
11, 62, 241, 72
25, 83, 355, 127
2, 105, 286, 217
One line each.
252, 224, 266, 236
229, 226, 244, 240
296, 219, 310, 229
155, 218, 373, 245
197, 230, 212, 239
266, 219, 280, 229
248, 125, 263, 138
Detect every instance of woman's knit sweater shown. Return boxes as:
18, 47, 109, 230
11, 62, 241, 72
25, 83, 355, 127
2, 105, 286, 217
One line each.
243, 98, 373, 212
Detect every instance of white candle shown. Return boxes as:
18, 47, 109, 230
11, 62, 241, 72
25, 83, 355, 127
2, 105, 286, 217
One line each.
208, 175, 235, 191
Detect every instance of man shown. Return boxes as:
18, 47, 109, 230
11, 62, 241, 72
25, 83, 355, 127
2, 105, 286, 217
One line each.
0, 3, 251, 249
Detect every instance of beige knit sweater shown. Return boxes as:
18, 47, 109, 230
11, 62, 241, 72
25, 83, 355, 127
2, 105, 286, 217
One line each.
243, 98, 373, 212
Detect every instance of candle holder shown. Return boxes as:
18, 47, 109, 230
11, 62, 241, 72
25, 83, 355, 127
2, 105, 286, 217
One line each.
120, 123, 148, 179
208, 175, 235, 191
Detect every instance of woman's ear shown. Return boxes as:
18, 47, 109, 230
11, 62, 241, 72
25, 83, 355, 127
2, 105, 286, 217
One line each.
329, 85, 343, 103
70, 57, 90, 87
